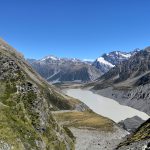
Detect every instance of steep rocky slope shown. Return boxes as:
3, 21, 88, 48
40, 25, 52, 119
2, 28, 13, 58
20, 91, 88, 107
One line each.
27, 56, 101, 83
0, 38, 80, 149
92, 56, 114, 73
117, 118, 150, 150
92, 47, 150, 115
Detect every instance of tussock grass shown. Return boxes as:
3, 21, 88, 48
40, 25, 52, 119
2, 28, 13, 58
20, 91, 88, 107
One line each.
54, 111, 114, 131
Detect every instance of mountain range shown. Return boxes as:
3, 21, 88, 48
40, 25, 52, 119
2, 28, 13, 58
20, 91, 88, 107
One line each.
92, 50, 139, 73
27, 50, 138, 83
27, 56, 102, 83
0, 38, 130, 150
0, 38, 149, 150
87, 48, 150, 149
92, 47, 150, 115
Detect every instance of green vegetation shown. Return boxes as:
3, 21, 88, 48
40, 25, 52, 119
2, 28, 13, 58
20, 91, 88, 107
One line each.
0, 47, 75, 149
45, 89, 80, 111
63, 126, 75, 141
118, 118, 150, 148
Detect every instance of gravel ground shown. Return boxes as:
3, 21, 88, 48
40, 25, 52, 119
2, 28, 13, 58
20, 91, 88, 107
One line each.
117, 140, 150, 150
69, 126, 128, 150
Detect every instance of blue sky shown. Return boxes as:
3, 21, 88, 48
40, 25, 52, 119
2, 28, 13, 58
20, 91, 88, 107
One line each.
0, 0, 150, 60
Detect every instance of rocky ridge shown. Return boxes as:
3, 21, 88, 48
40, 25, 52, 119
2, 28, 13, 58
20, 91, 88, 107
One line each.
92, 47, 150, 115
27, 56, 102, 83
0, 38, 78, 150
92, 50, 138, 73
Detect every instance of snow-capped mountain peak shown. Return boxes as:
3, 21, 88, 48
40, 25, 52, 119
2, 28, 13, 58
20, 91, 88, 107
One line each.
93, 50, 138, 73
39, 55, 83, 63
40, 55, 59, 61
27, 55, 102, 83
97, 57, 115, 67
92, 57, 115, 73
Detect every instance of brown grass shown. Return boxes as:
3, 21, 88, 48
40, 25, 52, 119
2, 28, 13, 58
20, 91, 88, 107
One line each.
54, 111, 114, 131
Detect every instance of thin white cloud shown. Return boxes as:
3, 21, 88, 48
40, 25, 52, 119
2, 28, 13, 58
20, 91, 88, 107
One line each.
83, 59, 94, 62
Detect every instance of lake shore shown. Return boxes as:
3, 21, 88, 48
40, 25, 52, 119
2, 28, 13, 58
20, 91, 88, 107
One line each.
64, 88, 149, 123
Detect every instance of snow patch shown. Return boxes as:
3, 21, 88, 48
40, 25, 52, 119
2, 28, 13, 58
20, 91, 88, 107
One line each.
41, 55, 58, 61
119, 53, 131, 58
97, 57, 115, 67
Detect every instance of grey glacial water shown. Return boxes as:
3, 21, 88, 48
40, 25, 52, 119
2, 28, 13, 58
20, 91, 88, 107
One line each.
65, 89, 149, 122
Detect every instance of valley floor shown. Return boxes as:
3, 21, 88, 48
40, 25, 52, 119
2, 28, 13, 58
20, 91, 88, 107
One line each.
53, 85, 150, 150
52, 110, 128, 150
70, 127, 127, 150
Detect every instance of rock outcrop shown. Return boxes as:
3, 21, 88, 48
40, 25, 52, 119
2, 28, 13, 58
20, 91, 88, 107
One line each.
118, 116, 144, 133
0, 38, 75, 150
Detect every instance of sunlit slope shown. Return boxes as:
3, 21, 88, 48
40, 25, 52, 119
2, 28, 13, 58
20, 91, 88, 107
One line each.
0, 38, 76, 150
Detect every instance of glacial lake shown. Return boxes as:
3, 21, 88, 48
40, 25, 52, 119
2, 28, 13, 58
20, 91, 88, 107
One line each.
65, 89, 150, 122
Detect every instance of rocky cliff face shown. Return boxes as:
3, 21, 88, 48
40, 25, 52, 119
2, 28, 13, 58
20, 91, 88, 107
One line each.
0, 38, 76, 150
92, 56, 114, 73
